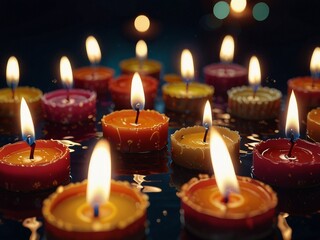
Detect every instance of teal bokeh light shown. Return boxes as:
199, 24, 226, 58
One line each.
253, 2, 269, 21
213, 1, 230, 20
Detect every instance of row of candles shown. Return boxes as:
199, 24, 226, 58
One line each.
0, 35, 319, 239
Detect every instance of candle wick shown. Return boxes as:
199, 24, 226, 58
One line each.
203, 127, 209, 143
186, 81, 189, 94
287, 134, 295, 158
222, 195, 229, 204
135, 106, 140, 124
66, 89, 70, 102
139, 59, 144, 71
94, 205, 99, 218
29, 142, 36, 160
11, 87, 15, 100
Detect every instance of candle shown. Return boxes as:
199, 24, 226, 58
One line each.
307, 108, 320, 142
171, 101, 240, 172
42, 140, 149, 240
0, 98, 70, 192
0, 56, 43, 118
109, 74, 158, 110
73, 36, 115, 98
253, 91, 320, 187
162, 49, 214, 114
41, 56, 97, 124
119, 40, 162, 80
102, 73, 169, 152
203, 35, 248, 102
178, 128, 277, 239
228, 55, 282, 120
287, 47, 320, 120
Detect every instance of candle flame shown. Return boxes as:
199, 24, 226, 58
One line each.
6, 56, 19, 89
131, 72, 145, 110
203, 100, 212, 129
86, 36, 101, 65
87, 139, 111, 208
230, 0, 247, 13
60, 56, 73, 89
181, 49, 194, 82
220, 35, 235, 63
248, 55, 261, 88
285, 91, 300, 140
210, 128, 239, 198
136, 40, 148, 61
20, 97, 35, 145
310, 47, 320, 76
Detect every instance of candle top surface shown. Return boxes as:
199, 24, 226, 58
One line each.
203, 63, 247, 78
102, 109, 169, 129
288, 76, 320, 91
109, 75, 158, 93
228, 86, 282, 102
73, 66, 114, 81
0, 87, 43, 103
120, 58, 161, 73
180, 176, 277, 219
163, 82, 214, 98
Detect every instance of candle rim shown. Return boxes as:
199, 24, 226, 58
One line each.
162, 82, 214, 98
0, 87, 43, 104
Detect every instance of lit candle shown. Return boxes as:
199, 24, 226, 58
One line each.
228, 55, 282, 120
42, 139, 149, 240
73, 35, 115, 98
120, 40, 162, 80
203, 35, 248, 102
287, 47, 320, 120
0, 56, 43, 118
102, 73, 169, 152
171, 100, 240, 172
178, 128, 277, 239
253, 91, 320, 187
0, 98, 70, 192
163, 49, 214, 114
41, 56, 97, 124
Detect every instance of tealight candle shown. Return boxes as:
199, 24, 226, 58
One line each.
162, 49, 214, 114
0, 98, 70, 192
171, 101, 240, 172
228, 55, 282, 120
119, 40, 162, 80
102, 73, 169, 152
41, 56, 97, 124
203, 35, 248, 102
109, 74, 158, 110
307, 108, 320, 142
178, 128, 277, 239
42, 140, 149, 240
0, 56, 43, 118
253, 91, 320, 187
287, 47, 320, 120
73, 36, 115, 98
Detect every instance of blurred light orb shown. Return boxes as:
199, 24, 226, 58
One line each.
134, 15, 150, 32
213, 1, 230, 20
253, 2, 269, 21
230, 0, 246, 13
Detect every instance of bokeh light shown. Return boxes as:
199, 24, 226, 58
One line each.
213, 1, 230, 20
230, 0, 246, 13
134, 15, 150, 32
253, 2, 269, 21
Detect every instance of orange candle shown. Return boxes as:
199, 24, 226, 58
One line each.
307, 108, 320, 142
102, 73, 169, 153
43, 140, 149, 240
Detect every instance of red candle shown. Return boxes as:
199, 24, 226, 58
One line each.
203, 35, 248, 102
253, 91, 320, 187
102, 73, 169, 152
41, 56, 97, 124
73, 36, 115, 98
178, 128, 277, 239
287, 47, 320, 119
109, 74, 158, 110
0, 98, 70, 192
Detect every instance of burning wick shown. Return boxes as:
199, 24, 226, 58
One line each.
94, 205, 99, 218
66, 89, 70, 102
26, 135, 36, 160
252, 85, 259, 99
134, 104, 141, 124
287, 133, 295, 159
11, 88, 15, 100
203, 127, 209, 143
222, 195, 229, 204
186, 82, 189, 94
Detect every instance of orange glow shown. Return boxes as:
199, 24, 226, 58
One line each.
181, 49, 194, 81
6, 56, 19, 88
60, 56, 73, 89
20, 97, 35, 143
134, 15, 150, 32
230, 0, 247, 13
203, 100, 212, 128
130, 72, 145, 110
86, 139, 111, 208
210, 128, 239, 198
220, 35, 235, 63
85, 36, 101, 64
285, 91, 300, 139
248, 55, 261, 87
310, 47, 320, 75
135, 40, 148, 61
